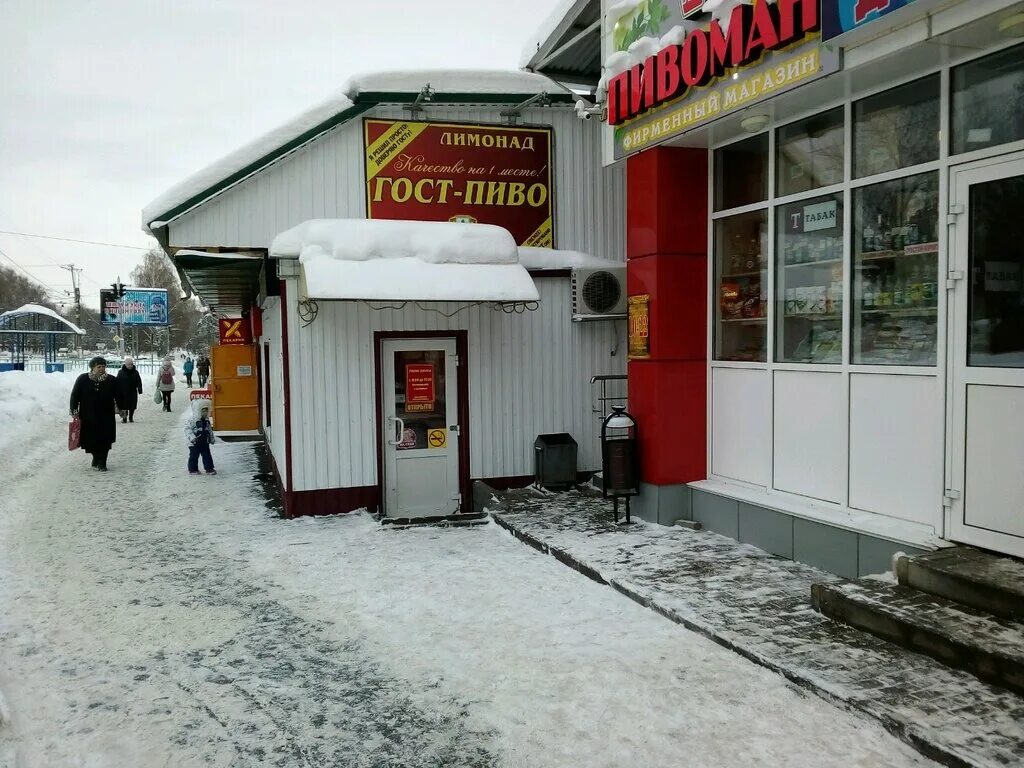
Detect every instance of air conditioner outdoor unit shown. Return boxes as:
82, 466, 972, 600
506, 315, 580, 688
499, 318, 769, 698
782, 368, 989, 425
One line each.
571, 266, 627, 321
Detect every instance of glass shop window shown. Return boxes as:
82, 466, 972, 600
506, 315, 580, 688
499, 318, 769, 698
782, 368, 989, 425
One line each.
776, 108, 845, 196
952, 43, 1024, 156
854, 75, 940, 178
715, 133, 769, 211
715, 210, 768, 362
852, 172, 940, 366
776, 193, 845, 364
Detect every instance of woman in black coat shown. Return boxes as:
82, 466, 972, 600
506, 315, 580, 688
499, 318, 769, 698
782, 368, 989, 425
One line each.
70, 356, 125, 471
115, 356, 143, 423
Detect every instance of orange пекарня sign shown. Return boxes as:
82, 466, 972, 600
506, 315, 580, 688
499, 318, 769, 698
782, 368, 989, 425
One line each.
218, 318, 252, 346
364, 119, 553, 247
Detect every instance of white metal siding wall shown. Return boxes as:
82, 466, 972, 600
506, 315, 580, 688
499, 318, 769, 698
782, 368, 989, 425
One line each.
260, 297, 287, 484
287, 276, 625, 493
166, 105, 625, 262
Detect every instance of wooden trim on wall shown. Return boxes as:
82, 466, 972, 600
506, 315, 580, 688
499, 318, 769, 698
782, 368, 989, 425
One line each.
280, 281, 295, 517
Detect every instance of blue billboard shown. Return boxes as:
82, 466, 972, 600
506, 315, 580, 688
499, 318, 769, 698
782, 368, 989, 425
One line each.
100, 288, 169, 326
822, 0, 920, 41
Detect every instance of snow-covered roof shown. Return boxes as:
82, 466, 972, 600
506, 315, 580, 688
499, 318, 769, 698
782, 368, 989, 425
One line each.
517, 247, 622, 271
0, 303, 86, 335
142, 70, 570, 233
273, 219, 539, 304
348, 70, 558, 97
520, 0, 587, 69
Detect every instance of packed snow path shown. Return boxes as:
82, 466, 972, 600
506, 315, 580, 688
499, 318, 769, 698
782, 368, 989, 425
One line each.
0, 374, 936, 767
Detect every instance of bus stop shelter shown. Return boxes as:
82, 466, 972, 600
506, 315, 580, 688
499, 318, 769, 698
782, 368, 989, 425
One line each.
0, 304, 86, 372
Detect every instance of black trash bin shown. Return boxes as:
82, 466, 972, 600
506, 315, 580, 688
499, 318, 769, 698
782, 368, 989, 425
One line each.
534, 433, 578, 489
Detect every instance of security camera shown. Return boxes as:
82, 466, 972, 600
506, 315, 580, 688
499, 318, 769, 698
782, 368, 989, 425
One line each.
574, 98, 606, 122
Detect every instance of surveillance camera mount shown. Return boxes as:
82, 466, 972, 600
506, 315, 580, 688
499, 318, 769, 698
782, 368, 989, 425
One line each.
500, 92, 551, 124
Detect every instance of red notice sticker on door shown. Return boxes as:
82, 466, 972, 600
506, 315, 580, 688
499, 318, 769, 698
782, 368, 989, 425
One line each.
405, 363, 435, 413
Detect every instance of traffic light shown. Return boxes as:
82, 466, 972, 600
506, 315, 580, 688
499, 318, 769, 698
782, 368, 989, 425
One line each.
110, 281, 126, 300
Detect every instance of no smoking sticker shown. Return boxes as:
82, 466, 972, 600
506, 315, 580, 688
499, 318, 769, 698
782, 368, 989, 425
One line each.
427, 428, 447, 449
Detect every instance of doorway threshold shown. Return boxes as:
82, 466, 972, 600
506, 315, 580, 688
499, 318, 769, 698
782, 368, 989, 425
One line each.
380, 512, 489, 530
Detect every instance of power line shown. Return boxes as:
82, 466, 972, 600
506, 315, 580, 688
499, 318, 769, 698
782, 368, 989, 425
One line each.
0, 229, 154, 251
0, 246, 54, 288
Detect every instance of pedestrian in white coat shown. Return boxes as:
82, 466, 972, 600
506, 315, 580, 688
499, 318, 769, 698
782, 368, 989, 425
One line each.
155, 358, 176, 412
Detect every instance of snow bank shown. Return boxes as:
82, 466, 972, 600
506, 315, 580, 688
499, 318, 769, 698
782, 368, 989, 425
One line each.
0, 304, 85, 335
0, 371, 79, 454
142, 70, 564, 231
517, 247, 622, 270
274, 219, 539, 303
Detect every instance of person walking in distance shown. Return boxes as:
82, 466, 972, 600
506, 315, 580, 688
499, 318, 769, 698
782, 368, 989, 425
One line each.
197, 355, 211, 388
69, 356, 125, 471
156, 357, 176, 411
183, 356, 195, 388
184, 398, 217, 475
116, 356, 143, 423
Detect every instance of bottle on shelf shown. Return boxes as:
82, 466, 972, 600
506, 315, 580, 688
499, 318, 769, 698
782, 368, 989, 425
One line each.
909, 258, 924, 306
863, 222, 876, 253
878, 273, 893, 307
923, 260, 938, 306
893, 264, 905, 307
864, 273, 876, 309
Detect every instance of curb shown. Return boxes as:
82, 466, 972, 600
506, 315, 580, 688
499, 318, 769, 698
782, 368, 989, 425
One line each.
491, 510, 973, 768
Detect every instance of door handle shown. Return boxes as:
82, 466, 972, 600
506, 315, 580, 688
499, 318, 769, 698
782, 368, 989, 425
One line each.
387, 416, 405, 446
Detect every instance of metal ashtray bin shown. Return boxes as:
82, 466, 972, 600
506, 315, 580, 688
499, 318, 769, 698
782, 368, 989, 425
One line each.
534, 433, 578, 489
601, 406, 638, 523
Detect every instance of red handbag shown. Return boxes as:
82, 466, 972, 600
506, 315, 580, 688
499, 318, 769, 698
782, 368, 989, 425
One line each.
68, 416, 81, 451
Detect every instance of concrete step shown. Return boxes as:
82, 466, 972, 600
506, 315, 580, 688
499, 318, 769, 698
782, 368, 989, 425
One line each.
811, 578, 1024, 696
897, 547, 1024, 621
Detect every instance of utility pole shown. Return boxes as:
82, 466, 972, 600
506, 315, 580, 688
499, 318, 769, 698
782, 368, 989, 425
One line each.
60, 264, 83, 355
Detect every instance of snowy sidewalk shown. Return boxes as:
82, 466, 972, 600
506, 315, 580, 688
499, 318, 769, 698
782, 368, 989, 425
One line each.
0, 372, 938, 766
489, 489, 1024, 768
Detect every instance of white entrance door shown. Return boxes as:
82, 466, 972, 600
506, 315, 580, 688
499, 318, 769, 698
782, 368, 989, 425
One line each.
948, 153, 1024, 557
381, 338, 461, 518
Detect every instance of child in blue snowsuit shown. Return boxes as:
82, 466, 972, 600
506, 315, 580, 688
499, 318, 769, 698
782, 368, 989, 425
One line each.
185, 398, 217, 475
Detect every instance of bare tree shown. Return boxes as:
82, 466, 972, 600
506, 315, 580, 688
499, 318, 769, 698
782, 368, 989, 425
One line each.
129, 249, 203, 354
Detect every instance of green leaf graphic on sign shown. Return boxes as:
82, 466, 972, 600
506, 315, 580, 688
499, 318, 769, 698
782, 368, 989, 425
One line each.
621, 13, 647, 51
646, 0, 669, 32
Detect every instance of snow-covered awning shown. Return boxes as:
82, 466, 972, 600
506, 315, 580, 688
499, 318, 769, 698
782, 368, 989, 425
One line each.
517, 247, 622, 271
271, 219, 540, 304
0, 304, 85, 335
173, 250, 265, 315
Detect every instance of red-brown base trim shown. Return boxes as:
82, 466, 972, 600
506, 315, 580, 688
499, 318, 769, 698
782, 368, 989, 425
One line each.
287, 486, 380, 517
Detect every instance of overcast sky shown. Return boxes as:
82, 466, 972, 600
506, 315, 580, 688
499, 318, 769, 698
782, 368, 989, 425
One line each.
0, 0, 562, 309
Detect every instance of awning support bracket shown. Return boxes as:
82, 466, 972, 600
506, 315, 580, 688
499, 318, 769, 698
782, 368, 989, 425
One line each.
500, 92, 551, 124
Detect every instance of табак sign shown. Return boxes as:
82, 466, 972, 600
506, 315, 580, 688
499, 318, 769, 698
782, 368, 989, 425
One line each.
364, 119, 554, 247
